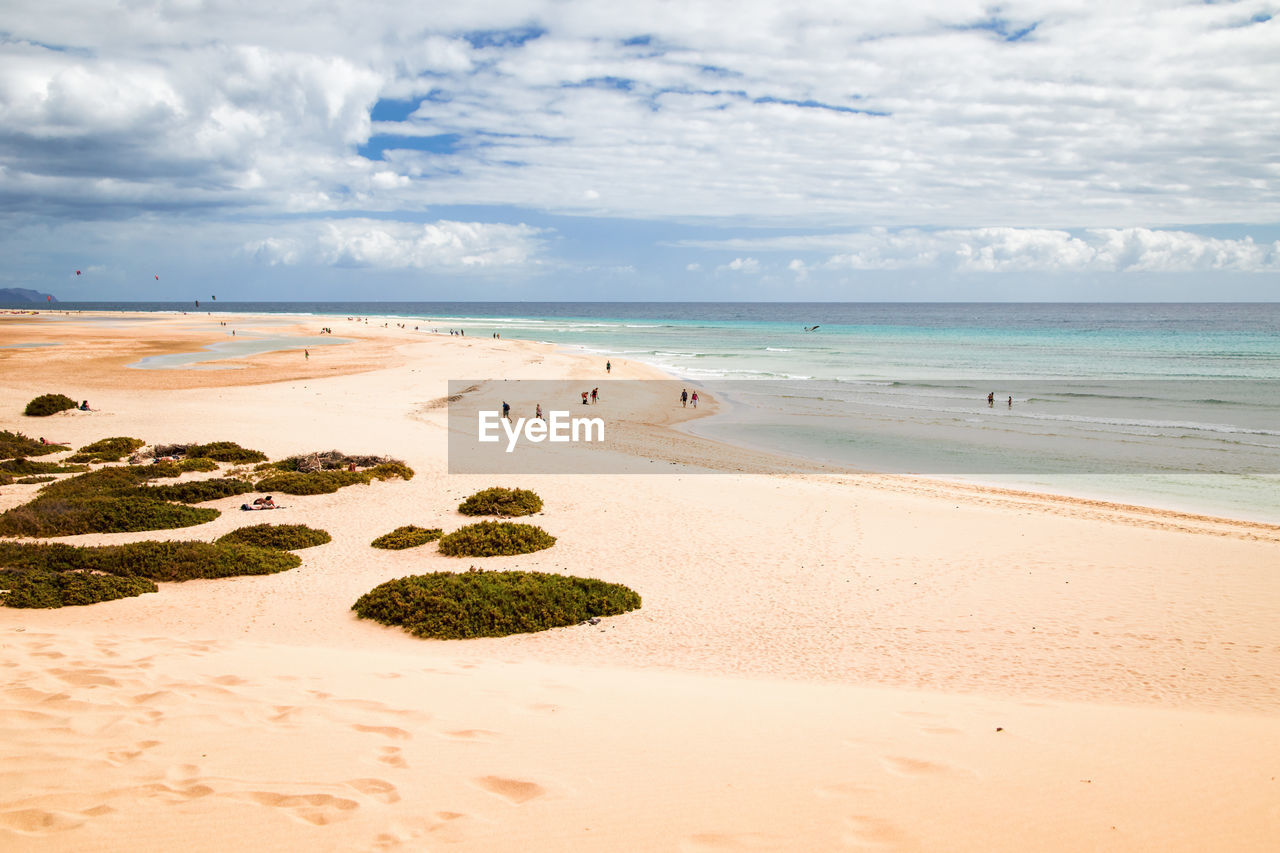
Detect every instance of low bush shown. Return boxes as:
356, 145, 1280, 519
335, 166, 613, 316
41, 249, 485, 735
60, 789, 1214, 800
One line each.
68, 437, 146, 463
266, 451, 404, 473
0, 430, 66, 459
23, 394, 77, 417
437, 521, 556, 557
147, 458, 221, 478
142, 478, 253, 503
0, 467, 219, 537
352, 569, 641, 639
367, 461, 415, 481
15, 475, 56, 484
254, 462, 413, 495
458, 487, 543, 517
253, 470, 361, 495
370, 525, 443, 550
187, 441, 268, 463
0, 458, 88, 476
0, 569, 157, 608
217, 523, 331, 550
0, 540, 299, 581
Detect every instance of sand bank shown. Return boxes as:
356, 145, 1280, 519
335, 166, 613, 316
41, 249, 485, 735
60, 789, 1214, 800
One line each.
1, 311, 1277, 850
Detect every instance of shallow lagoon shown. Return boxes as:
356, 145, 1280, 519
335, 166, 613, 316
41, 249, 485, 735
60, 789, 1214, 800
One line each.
129, 335, 350, 369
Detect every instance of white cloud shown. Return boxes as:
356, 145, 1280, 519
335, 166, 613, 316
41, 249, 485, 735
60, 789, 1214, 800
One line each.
718, 257, 761, 274
678, 226, 1280, 273
244, 219, 548, 270
2, 1, 1278, 229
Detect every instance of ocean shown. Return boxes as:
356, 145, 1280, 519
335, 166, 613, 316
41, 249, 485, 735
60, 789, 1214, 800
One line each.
28, 302, 1280, 521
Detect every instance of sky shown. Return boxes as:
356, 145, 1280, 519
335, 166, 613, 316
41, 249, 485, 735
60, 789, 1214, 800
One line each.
1, 0, 1278, 302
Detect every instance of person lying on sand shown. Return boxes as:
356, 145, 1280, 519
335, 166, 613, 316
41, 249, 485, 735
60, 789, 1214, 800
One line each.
241, 496, 278, 510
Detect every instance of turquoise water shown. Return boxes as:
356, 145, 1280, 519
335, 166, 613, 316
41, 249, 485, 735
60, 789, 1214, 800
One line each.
41, 302, 1280, 520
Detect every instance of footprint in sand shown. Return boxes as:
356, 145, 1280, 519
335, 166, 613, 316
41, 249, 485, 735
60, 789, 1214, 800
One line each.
211, 674, 248, 686
843, 815, 909, 848
346, 778, 401, 804
376, 746, 408, 768
472, 776, 545, 805
0, 809, 87, 834
440, 729, 500, 742
880, 756, 967, 778
51, 668, 119, 688
234, 791, 360, 826
353, 724, 411, 740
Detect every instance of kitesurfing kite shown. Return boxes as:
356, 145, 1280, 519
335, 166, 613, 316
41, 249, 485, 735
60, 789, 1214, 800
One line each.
155, 275, 159, 280
75, 270, 81, 276
804, 325, 820, 332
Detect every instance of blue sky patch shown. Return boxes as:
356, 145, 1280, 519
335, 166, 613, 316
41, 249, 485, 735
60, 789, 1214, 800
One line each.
358, 133, 462, 161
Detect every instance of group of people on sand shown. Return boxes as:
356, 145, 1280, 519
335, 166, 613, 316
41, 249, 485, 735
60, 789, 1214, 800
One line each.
241, 495, 277, 510
581, 388, 599, 405
680, 388, 698, 408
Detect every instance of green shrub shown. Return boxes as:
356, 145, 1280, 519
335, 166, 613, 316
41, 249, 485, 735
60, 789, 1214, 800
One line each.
267, 451, 404, 472
0, 467, 219, 537
367, 461, 415, 481
437, 521, 556, 557
253, 470, 359, 495
0, 497, 219, 537
458, 487, 543, 517
147, 457, 221, 478
67, 436, 145, 463
187, 441, 268, 463
0, 458, 88, 476
0, 430, 66, 459
23, 394, 78, 417
15, 475, 56, 484
370, 525, 443, 550
254, 462, 412, 495
217, 523, 331, 550
0, 473, 11, 486
0, 540, 299, 581
0, 569, 157, 608
352, 570, 641, 639
142, 478, 253, 503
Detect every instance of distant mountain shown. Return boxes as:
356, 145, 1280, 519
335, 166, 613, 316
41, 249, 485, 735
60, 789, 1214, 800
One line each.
0, 288, 57, 304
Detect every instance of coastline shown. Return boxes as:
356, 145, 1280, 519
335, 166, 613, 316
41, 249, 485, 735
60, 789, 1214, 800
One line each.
2, 309, 1279, 850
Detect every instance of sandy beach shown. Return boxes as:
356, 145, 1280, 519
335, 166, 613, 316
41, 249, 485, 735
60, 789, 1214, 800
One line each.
2, 311, 1278, 851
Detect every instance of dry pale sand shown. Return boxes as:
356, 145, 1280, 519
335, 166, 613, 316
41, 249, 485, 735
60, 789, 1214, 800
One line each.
1, 311, 1278, 852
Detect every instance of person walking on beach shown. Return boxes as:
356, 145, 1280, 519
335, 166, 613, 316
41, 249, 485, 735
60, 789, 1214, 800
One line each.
502, 401, 510, 420
304, 349, 309, 359
1008, 395, 1013, 408
681, 388, 688, 408
535, 403, 543, 421
987, 392, 994, 407
691, 391, 698, 408
606, 360, 611, 374
591, 387, 598, 404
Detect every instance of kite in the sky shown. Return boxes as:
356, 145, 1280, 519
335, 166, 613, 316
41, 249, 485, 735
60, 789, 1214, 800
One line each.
155, 275, 159, 280
75, 270, 81, 276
